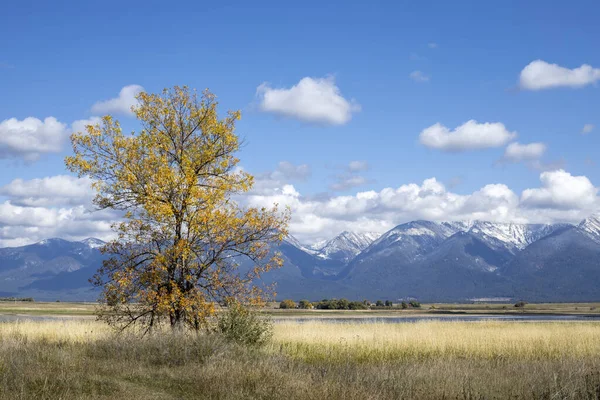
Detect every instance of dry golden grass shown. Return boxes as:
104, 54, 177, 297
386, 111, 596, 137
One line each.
0, 319, 600, 399
272, 320, 600, 362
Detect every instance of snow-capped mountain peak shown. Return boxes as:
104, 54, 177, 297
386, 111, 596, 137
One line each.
80, 238, 106, 249
315, 231, 381, 261
579, 214, 600, 243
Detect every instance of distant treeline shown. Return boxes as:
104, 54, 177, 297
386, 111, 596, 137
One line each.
279, 298, 421, 310
0, 297, 34, 302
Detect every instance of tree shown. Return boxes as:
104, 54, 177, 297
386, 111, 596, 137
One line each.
375, 300, 384, 307
401, 301, 408, 309
279, 299, 297, 309
66, 86, 289, 332
385, 300, 392, 307
298, 299, 313, 309
409, 301, 421, 308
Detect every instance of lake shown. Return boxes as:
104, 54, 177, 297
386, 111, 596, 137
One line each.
273, 314, 600, 324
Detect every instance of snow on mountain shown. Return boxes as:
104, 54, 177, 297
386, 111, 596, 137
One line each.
314, 231, 381, 262
371, 220, 457, 248
579, 215, 600, 243
283, 235, 319, 255
308, 239, 328, 252
360, 220, 457, 263
80, 238, 106, 249
461, 221, 567, 252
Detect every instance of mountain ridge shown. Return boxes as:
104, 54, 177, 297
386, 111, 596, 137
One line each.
1, 215, 599, 301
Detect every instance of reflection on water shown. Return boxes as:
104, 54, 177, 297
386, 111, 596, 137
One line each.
273, 314, 600, 324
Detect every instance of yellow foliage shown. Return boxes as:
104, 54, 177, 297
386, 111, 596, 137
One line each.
66, 86, 289, 332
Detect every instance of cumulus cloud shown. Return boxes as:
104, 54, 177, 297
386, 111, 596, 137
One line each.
0, 202, 117, 247
0, 117, 68, 161
420, 120, 517, 152
0, 175, 94, 207
240, 170, 599, 243
502, 142, 547, 162
256, 76, 360, 125
0, 175, 120, 247
519, 60, 600, 90
91, 84, 144, 116
2, 168, 598, 247
409, 70, 430, 83
582, 124, 594, 135
521, 170, 598, 210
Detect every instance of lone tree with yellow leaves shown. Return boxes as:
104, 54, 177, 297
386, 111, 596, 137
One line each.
66, 86, 289, 332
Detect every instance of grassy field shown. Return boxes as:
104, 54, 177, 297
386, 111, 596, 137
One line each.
1, 319, 600, 399
2, 301, 599, 318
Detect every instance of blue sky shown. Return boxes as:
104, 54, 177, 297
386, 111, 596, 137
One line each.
0, 1, 599, 245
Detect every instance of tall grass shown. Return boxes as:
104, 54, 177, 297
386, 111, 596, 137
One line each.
0, 319, 599, 399
272, 321, 600, 362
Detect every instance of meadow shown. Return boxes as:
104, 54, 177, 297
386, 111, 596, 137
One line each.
0, 318, 600, 399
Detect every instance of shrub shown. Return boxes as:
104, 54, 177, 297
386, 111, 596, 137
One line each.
216, 301, 272, 346
348, 301, 368, 310
409, 301, 421, 308
385, 300, 393, 307
401, 301, 408, 309
298, 299, 313, 309
375, 300, 384, 307
337, 298, 350, 310
279, 299, 297, 309
514, 301, 527, 308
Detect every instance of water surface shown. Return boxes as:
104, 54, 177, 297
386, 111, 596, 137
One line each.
273, 314, 600, 324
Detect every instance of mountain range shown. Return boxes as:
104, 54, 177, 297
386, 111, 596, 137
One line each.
1, 216, 600, 302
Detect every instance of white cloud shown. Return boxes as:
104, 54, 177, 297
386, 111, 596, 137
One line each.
2, 169, 598, 247
0, 174, 120, 247
347, 160, 369, 172
428, 42, 438, 49
521, 170, 598, 210
91, 84, 144, 116
0, 175, 94, 207
256, 76, 360, 125
582, 124, 594, 134
503, 142, 547, 162
409, 70, 430, 83
0, 201, 118, 247
240, 169, 600, 243
519, 60, 600, 90
0, 117, 68, 161
420, 120, 517, 152
71, 117, 102, 135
